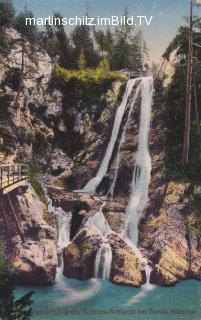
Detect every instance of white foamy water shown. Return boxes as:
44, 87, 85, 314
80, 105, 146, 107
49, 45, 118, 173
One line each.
87, 201, 111, 236
125, 76, 153, 246
82, 79, 138, 193
107, 79, 141, 199
94, 242, 112, 280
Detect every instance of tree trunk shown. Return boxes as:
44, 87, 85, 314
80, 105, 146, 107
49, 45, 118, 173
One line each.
182, 0, 193, 166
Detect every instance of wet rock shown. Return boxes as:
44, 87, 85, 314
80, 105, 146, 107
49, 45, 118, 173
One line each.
104, 211, 125, 233
108, 234, 145, 287
150, 245, 189, 286
63, 227, 102, 280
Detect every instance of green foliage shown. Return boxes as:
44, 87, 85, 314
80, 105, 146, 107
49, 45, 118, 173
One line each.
50, 61, 125, 156
70, 201, 91, 239
43, 210, 55, 227
42, 12, 74, 69
0, 0, 15, 55
14, 9, 38, 44
72, 22, 99, 68
0, 0, 15, 29
0, 242, 34, 320
27, 165, 46, 204
55, 63, 122, 84
182, 187, 201, 236
78, 49, 87, 70
109, 13, 146, 71
164, 17, 201, 183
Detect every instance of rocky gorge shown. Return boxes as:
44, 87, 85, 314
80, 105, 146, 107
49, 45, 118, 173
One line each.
0, 28, 200, 291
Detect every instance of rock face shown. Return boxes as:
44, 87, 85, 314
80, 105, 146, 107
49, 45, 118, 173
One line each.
1, 185, 58, 285
141, 181, 192, 286
13, 239, 57, 286
63, 228, 102, 280
151, 246, 189, 286
63, 226, 144, 287
108, 234, 145, 287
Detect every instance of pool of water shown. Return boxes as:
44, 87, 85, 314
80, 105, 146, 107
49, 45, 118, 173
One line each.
16, 275, 201, 320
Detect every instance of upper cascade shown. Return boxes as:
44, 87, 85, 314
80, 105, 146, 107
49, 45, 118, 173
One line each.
82, 78, 140, 193
124, 76, 153, 246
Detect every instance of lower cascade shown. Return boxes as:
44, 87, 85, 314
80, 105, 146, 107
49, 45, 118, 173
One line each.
87, 203, 113, 279
56, 209, 72, 251
94, 242, 112, 280
47, 197, 72, 277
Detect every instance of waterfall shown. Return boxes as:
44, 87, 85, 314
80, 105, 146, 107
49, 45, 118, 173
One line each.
82, 78, 138, 193
125, 76, 153, 246
47, 198, 72, 250
94, 242, 112, 280
87, 201, 111, 236
47, 197, 72, 278
107, 79, 141, 199
56, 209, 72, 251
86, 202, 113, 280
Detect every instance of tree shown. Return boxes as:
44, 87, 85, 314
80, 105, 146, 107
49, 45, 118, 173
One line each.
0, 243, 34, 320
78, 49, 87, 70
72, 21, 98, 68
40, 12, 74, 69
13, 9, 39, 108
93, 28, 114, 61
0, 0, 15, 30
14, 10, 38, 44
164, 16, 201, 180
94, 30, 105, 57
0, 0, 15, 55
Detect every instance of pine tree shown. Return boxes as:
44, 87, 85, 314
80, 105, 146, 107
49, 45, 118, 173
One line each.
0, 0, 15, 30
0, 0, 15, 55
13, 10, 39, 108
40, 12, 74, 69
72, 21, 98, 68
78, 49, 87, 70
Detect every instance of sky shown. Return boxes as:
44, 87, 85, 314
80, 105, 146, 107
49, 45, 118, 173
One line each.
13, 0, 201, 63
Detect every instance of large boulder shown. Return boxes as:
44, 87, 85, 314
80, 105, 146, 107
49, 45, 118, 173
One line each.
5, 185, 58, 285
15, 185, 57, 241
150, 245, 189, 286
108, 234, 145, 287
63, 227, 102, 280
13, 239, 57, 285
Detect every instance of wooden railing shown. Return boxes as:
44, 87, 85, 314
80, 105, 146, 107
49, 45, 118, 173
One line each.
0, 164, 28, 192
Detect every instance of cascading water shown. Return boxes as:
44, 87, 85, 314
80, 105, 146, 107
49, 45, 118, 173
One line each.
56, 209, 72, 251
47, 197, 72, 278
87, 202, 111, 236
94, 243, 112, 280
87, 202, 113, 280
82, 78, 139, 193
107, 79, 141, 199
124, 76, 153, 246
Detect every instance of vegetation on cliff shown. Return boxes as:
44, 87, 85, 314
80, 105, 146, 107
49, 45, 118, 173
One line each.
0, 242, 33, 320
164, 17, 201, 235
